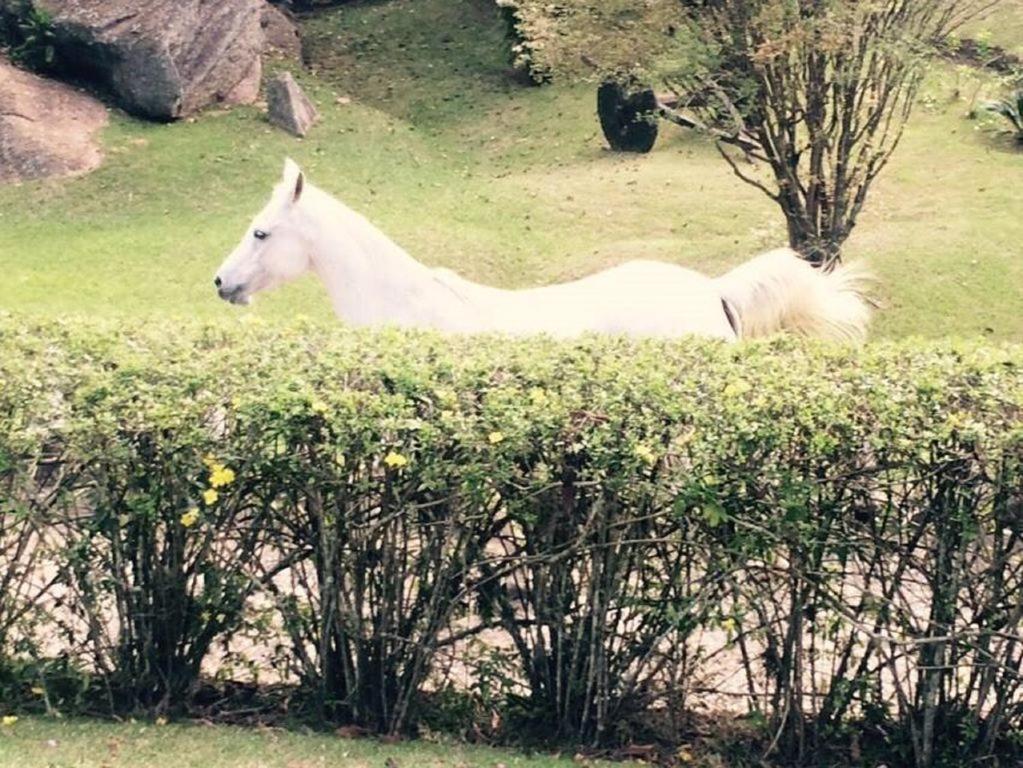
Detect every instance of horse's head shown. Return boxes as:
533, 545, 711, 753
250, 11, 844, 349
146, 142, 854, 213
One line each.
214, 159, 312, 306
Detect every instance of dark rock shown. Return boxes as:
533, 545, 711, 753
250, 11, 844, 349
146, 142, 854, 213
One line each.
0, 56, 107, 183
597, 80, 659, 154
266, 71, 318, 137
25, 0, 266, 120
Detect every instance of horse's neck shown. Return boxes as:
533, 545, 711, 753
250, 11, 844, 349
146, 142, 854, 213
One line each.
304, 186, 492, 330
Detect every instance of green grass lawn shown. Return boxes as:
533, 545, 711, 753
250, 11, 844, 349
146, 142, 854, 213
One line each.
0, 0, 1020, 340
962, 0, 1023, 53
0, 717, 631, 768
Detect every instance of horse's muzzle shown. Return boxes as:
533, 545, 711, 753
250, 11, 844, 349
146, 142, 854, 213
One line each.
217, 284, 250, 305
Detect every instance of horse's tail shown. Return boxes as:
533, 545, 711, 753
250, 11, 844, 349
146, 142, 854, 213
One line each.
715, 248, 872, 342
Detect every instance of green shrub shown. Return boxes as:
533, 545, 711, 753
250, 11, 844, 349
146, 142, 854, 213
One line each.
251, 372, 503, 731
1, 317, 1022, 766
495, 0, 683, 84
0, 320, 82, 686
985, 89, 1023, 142
0, 0, 58, 72
0, 322, 275, 713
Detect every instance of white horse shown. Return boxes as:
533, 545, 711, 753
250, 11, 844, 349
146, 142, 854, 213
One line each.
214, 159, 871, 342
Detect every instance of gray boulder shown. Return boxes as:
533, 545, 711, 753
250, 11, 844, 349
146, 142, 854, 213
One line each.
23, 0, 266, 120
267, 71, 318, 137
0, 56, 107, 183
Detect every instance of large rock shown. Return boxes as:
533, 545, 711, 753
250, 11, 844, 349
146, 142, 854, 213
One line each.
261, 4, 301, 61
267, 71, 318, 137
25, 0, 266, 120
0, 57, 107, 183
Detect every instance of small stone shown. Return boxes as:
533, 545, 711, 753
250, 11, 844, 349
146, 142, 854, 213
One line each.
267, 72, 319, 138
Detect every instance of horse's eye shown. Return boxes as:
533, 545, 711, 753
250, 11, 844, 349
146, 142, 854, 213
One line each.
254, 229, 269, 240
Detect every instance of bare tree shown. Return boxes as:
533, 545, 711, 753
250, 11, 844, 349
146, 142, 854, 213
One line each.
666, 0, 1001, 267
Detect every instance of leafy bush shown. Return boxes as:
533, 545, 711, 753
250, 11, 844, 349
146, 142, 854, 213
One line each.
0, 0, 58, 72
251, 374, 503, 731
985, 89, 1023, 142
495, 0, 683, 84
0, 323, 275, 713
1, 317, 1022, 766
53, 430, 271, 713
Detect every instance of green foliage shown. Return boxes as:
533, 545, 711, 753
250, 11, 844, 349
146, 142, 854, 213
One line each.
0, 0, 57, 72
495, 0, 686, 84
2, 318, 1023, 765
984, 89, 1023, 141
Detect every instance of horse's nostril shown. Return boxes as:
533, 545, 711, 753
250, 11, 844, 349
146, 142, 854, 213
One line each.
214, 276, 222, 288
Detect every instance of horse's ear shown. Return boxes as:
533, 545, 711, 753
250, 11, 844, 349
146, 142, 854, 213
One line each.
282, 158, 304, 204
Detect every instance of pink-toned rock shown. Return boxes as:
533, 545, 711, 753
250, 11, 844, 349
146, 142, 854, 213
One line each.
0, 58, 107, 183
223, 57, 263, 107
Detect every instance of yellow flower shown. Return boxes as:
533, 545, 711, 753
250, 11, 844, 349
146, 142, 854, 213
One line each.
311, 399, 328, 414
528, 387, 548, 405
2, 716, 17, 726
722, 380, 751, 398
633, 444, 657, 466
180, 508, 200, 528
383, 451, 409, 469
488, 431, 505, 445
208, 466, 235, 488
202, 454, 219, 469
202, 488, 219, 506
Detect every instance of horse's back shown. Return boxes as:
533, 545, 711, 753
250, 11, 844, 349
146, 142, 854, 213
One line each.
509, 259, 734, 340
572, 259, 713, 290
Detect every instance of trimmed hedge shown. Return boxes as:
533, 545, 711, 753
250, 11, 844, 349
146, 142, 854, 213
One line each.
1, 317, 1022, 766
